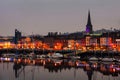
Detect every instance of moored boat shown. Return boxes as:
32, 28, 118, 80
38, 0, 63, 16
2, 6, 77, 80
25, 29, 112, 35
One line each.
89, 57, 98, 61
102, 57, 114, 62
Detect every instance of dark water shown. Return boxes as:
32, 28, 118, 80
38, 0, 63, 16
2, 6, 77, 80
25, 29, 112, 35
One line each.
0, 59, 120, 80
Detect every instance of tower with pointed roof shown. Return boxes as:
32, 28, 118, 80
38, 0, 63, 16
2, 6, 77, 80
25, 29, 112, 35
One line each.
86, 10, 93, 34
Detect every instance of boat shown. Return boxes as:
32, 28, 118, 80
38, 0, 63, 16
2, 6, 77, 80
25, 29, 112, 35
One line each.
0, 53, 16, 62
29, 52, 36, 60
70, 56, 80, 60
89, 57, 98, 61
101, 57, 114, 62
50, 53, 63, 59
36, 55, 48, 59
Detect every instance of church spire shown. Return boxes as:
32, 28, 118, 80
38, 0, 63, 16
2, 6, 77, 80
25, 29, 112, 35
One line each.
87, 10, 92, 26
86, 10, 93, 34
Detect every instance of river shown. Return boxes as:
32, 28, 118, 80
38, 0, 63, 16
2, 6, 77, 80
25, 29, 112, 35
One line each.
0, 59, 120, 80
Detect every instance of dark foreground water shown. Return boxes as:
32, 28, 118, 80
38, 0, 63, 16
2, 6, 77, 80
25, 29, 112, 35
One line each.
0, 59, 120, 80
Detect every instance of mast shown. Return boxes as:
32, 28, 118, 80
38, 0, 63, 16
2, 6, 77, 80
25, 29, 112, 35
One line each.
31, 32, 34, 54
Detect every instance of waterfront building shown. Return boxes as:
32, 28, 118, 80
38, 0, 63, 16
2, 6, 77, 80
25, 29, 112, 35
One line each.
0, 36, 14, 49
54, 38, 68, 50
14, 29, 21, 44
44, 36, 54, 48
68, 40, 75, 50
116, 39, 120, 51
86, 36, 91, 47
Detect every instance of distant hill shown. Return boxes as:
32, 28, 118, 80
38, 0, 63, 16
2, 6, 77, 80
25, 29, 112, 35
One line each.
94, 28, 120, 34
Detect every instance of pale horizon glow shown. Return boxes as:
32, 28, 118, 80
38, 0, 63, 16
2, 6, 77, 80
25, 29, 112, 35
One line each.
0, 0, 120, 36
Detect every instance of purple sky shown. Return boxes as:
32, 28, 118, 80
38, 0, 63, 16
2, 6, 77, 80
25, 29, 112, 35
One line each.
0, 0, 120, 36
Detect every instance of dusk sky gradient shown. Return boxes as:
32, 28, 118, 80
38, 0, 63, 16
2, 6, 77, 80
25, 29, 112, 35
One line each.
0, 0, 120, 36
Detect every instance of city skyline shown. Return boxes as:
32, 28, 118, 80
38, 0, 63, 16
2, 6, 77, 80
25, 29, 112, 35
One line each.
0, 0, 120, 36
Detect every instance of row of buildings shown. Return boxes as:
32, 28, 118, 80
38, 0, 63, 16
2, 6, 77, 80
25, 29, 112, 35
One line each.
0, 11, 120, 52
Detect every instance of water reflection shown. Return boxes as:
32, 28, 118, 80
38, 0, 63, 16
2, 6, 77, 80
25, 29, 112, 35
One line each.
13, 61, 26, 78
0, 58, 120, 80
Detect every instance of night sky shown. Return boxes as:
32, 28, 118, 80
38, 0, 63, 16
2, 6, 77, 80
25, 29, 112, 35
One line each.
0, 0, 120, 36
